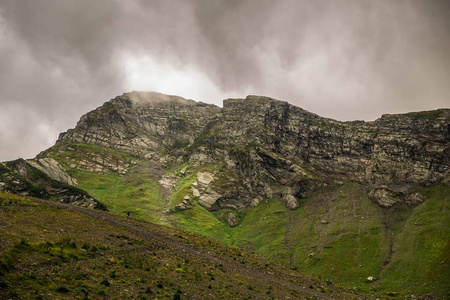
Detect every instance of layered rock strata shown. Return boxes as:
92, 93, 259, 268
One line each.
54, 92, 450, 212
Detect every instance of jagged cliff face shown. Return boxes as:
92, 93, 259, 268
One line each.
59, 92, 222, 160
221, 96, 449, 185
51, 91, 449, 212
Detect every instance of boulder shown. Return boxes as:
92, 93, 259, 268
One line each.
368, 187, 399, 208
197, 172, 214, 186
225, 212, 239, 227
164, 195, 193, 213
198, 188, 221, 210
405, 192, 426, 205
282, 194, 299, 210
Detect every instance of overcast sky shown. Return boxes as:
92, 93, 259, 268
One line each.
0, 0, 449, 161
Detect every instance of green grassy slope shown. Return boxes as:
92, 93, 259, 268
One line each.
378, 185, 450, 296
223, 183, 450, 297
0, 191, 359, 299
44, 143, 450, 298
40, 143, 167, 224
72, 169, 165, 224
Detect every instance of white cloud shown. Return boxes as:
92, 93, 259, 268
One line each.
122, 54, 245, 106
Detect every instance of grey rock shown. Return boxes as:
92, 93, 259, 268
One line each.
60, 194, 99, 210
368, 187, 400, 208
282, 194, 300, 210
158, 175, 177, 192
405, 192, 426, 205
197, 172, 214, 186
165, 195, 193, 213
192, 187, 201, 197
58, 91, 221, 160
226, 212, 239, 227
28, 158, 77, 185
198, 188, 222, 210
0, 159, 107, 211
250, 197, 260, 207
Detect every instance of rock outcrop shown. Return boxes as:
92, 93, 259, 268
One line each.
58, 91, 222, 162
368, 186, 426, 208
28, 157, 77, 185
225, 212, 239, 227
0, 159, 107, 211
164, 195, 193, 213
220, 96, 449, 186
43, 92, 450, 214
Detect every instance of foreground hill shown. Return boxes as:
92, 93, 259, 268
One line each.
0, 191, 359, 299
1, 91, 449, 298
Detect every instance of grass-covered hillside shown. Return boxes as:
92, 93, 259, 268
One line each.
0, 191, 360, 299
38, 143, 450, 299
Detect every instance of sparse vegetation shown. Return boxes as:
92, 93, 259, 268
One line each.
0, 191, 357, 299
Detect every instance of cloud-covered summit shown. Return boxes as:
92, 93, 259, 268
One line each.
0, 0, 449, 161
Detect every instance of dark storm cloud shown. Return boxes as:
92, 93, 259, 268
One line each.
191, 0, 450, 117
0, 0, 449, 161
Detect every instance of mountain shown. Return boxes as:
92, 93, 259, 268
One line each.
1, 91, 449, 298
56, 92, 449, 209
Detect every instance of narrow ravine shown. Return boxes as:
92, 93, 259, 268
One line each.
284, 211, 295, 268
381, 206, 398, 268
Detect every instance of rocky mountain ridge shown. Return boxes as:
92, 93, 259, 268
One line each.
50, 91, 449, 214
